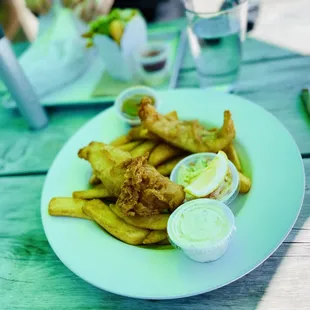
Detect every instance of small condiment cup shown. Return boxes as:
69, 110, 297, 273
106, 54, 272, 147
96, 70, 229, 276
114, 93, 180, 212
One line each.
134, 42, 170, 86
114, 86, 160, 126
170, 152, 240, 205
168, 199, 236, 263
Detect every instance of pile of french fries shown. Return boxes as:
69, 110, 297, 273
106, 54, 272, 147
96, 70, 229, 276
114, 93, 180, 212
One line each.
49, 110, 251, 246
49, 197, 169, 245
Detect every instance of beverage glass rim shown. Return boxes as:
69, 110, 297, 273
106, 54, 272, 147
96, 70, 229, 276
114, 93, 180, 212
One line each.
183, 0, 248, 16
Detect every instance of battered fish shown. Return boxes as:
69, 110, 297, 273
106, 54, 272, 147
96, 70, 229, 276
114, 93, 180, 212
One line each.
78, 142, 185, 216
139, 103, 236, 153
117, 155, 185, 216
78, 142, 130, 197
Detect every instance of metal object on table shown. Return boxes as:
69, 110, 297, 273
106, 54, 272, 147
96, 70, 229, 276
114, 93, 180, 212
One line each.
0, 25, 48, 130
169, 29, 187, 89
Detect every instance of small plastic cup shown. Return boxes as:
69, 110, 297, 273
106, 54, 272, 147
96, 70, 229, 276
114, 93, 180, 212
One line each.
114, 86, 160, 126
134, 42, 170, 86
168, 199, 236, 263
170, 152, 240, 205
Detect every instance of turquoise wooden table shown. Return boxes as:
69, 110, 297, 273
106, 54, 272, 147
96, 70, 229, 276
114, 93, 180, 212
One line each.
1, 9, 310, 310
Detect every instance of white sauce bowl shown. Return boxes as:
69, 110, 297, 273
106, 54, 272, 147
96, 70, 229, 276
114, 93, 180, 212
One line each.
170, 152, 240, 205
168, 199, 236, 263
114, 86, 160, 126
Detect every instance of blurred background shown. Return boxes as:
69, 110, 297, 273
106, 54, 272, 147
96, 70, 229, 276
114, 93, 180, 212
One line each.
0, 0, 185, 42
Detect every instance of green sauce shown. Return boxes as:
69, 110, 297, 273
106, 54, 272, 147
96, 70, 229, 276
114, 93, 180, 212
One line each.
122, 94, 155, 118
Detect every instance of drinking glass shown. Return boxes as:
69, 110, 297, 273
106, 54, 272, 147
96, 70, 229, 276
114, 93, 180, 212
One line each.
183, 0, 248, 92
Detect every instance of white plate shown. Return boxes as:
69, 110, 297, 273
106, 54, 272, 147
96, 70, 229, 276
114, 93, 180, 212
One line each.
41, 89, 305, 299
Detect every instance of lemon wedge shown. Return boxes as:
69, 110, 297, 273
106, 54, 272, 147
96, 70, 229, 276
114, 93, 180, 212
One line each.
184, 151, 229, 197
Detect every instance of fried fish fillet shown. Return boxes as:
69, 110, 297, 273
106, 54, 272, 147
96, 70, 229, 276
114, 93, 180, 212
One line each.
117, 155, 185, 216
78, 142, 185, 216
139, 103, 236, 153
78, 142, 131, 197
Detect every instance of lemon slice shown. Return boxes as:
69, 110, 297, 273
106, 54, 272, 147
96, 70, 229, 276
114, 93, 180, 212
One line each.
184, 151, 229, 197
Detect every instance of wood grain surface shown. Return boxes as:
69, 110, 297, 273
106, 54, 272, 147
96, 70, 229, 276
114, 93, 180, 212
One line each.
0, 159, 309, 309
0, 38, 309, 176
1, 0, 310, 308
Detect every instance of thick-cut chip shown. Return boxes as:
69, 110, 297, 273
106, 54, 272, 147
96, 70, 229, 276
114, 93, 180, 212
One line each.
118, 141, 142, 152
73, 185, 111, 199
130, 140, 158, 158
239, 172, 251, 193
110, 134, 131, 146
82, 200, 149, 245
142, 230, 168, 244
156, 155, 187, 176
89, 173, 101, 185
128, 125, 159, 141
110, 204, 169, 230
149, 143, 182, 166
224, 143, 242, 171
48, 197, 91, 220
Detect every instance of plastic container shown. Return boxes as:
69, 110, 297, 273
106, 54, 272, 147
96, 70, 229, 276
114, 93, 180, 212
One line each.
134, 42, 170, 86
170, 152, 240, 205
114, 86, 160, 126
167, 199, 235, 263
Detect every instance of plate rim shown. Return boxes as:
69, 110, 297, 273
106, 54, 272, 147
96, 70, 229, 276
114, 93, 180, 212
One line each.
41, 88, 305, 299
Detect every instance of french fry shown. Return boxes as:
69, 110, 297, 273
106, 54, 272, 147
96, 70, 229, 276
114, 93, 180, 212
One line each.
142, 230, 168, 244
48, 197, 91, 220
89, 173, 101, 185
239, 172, 251, 193
149, 143, 182, 166
73, 185, 111, 199
110, 204, 169, 230
130, 140, 158, 158
110, 134, 131, 146
156, 155, 186, 176
83, 200, 149, 245
224, 143, 242, 172
128, 125, 159, 141
118, 141, 142, 152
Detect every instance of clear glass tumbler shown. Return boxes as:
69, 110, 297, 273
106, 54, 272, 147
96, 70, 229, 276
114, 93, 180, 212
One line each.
183, 0, 248, 92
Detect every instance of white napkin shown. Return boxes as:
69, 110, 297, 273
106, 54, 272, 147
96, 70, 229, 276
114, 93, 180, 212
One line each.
2, 2, 94, 108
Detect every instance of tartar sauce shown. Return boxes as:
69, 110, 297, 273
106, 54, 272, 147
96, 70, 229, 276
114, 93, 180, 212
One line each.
171, 204, 229, 245
168, 199, 235, 262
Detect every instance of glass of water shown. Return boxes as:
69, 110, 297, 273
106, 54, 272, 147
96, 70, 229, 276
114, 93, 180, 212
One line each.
183, 0, 248, 92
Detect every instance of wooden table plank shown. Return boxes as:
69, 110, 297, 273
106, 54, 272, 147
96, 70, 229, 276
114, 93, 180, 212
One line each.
1, 243, 309, 310
0, 159, 309, 309
1, 48, 309, 175
0, 105, 105, 175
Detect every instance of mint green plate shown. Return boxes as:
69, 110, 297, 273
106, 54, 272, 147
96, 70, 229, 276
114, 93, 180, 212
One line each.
41, 89, 305, 299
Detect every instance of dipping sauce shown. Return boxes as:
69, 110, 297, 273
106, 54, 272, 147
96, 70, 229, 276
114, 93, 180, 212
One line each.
167, 199, 235, 262
122, 94, 155, 118
170, 203, 230, 245
141, 49, 167, 73
141, 49, 166, 72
